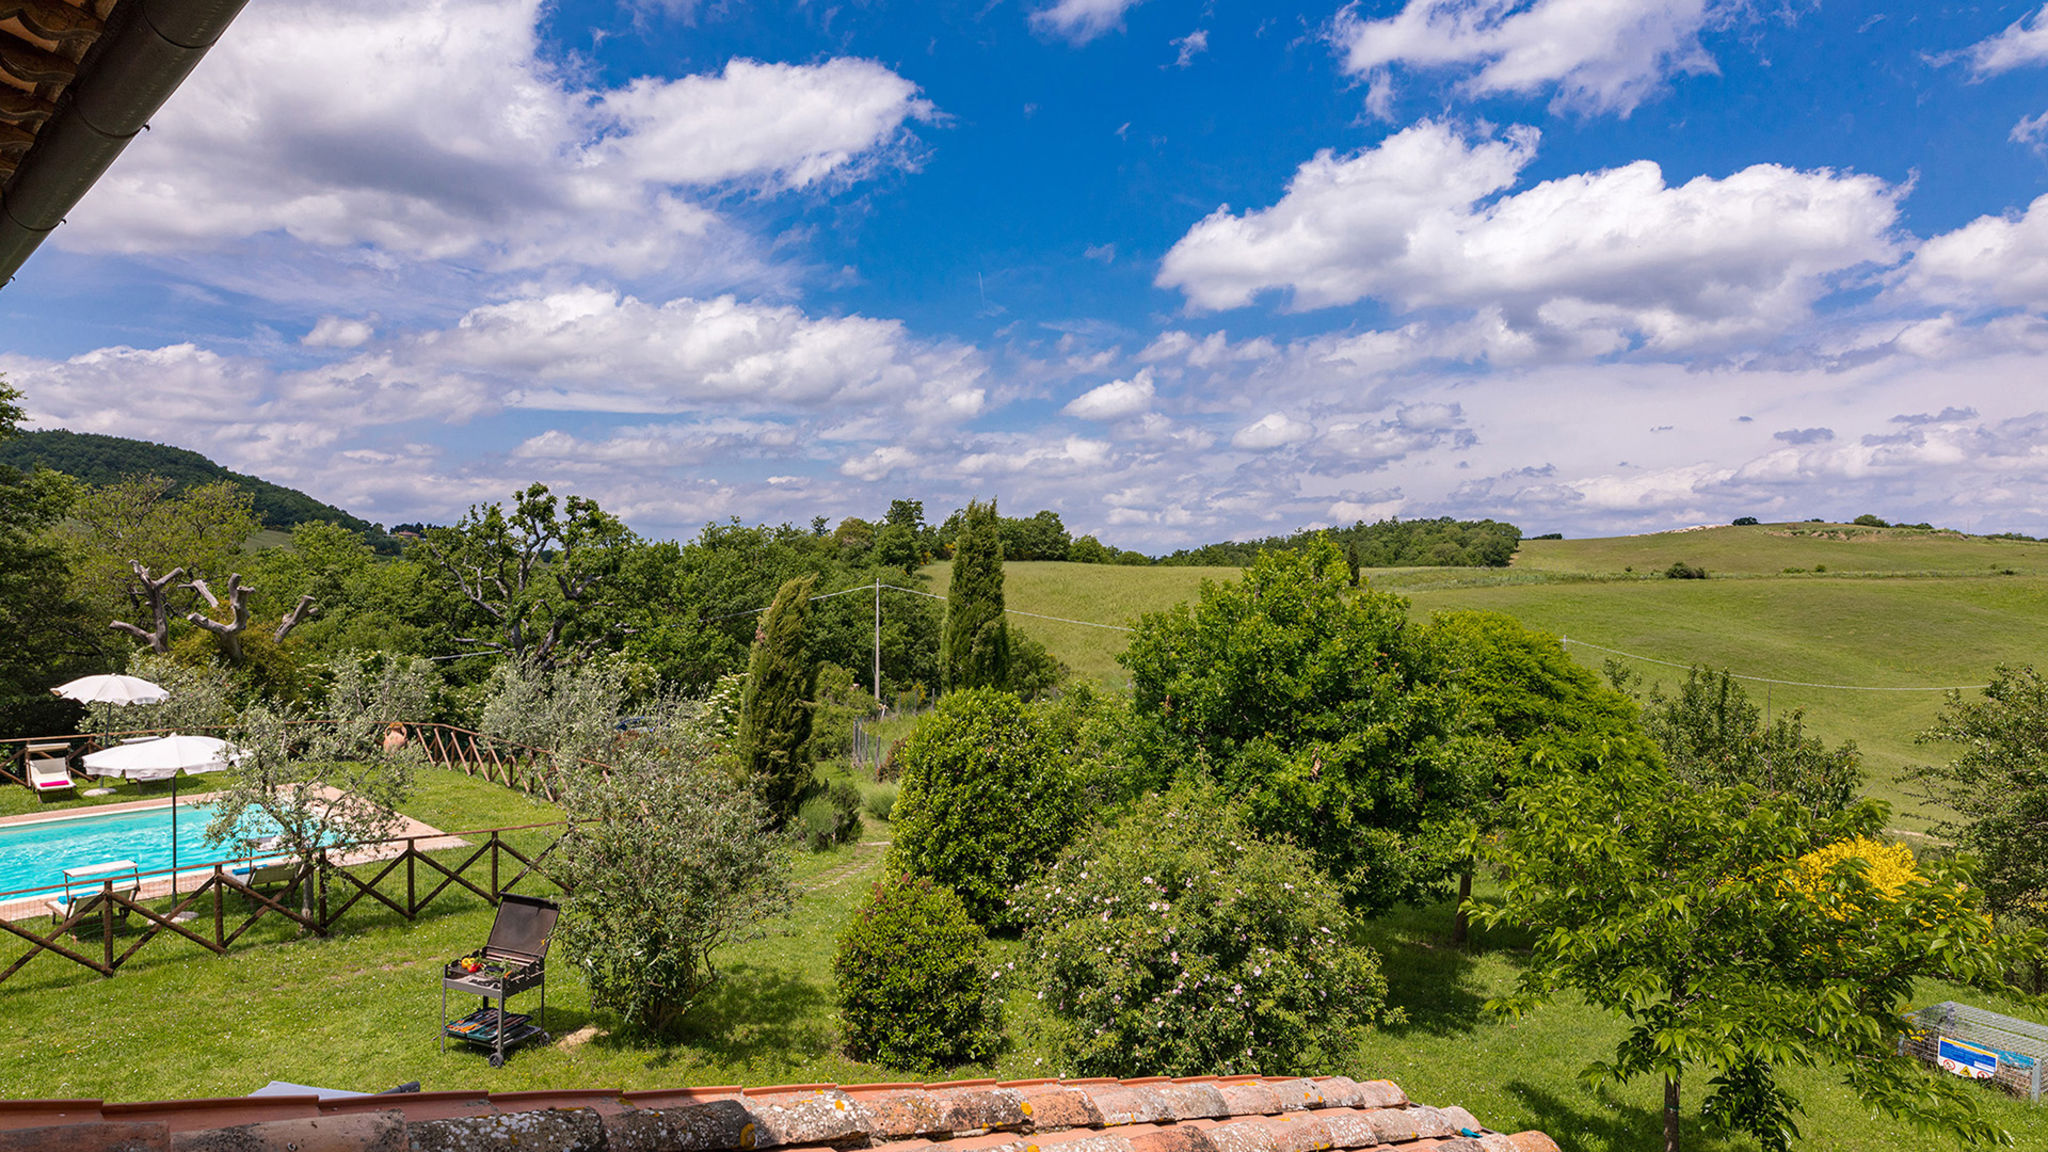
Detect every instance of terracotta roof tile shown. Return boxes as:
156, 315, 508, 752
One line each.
168, 1111, 405, 1152
0, 1121, 165, 1152
101, 1097, 321, 1134
0, 1100, 104, 1131
929, 1082, 1029, 1131
408, 1108, 606, 1152
0, 1074, 1556, 1152
603, 1099, 754, 1152
1001, 1081, 1104, 1129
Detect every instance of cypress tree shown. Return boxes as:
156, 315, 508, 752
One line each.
739, 572, 819, 827
943, 499, 1009, 692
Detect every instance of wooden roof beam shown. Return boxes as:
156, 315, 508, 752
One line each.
0, 84, 56, 123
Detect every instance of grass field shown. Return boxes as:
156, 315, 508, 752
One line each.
970, 524, 2048, 829
4, 767, 2043, 1152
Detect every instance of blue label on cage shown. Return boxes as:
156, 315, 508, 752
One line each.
1938, 1037, 2000, 1079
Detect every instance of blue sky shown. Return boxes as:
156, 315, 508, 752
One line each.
5, 0, 2048, 549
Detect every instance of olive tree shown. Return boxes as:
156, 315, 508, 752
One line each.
553, 747, 794, 1036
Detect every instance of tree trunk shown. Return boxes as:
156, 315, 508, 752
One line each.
110, 562, 183, 653
1664, 1071, 1680, 1152
1451, 868, 1473, 946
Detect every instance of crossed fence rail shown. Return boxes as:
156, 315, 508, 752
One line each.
0, 820, 574, 989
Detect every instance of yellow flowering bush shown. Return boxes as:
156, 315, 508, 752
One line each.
1787, 836, 1920, 914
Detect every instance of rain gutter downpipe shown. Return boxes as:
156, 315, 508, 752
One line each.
0, 0, 250, 287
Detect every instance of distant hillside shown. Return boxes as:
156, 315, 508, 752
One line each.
1159, 516, 1523, 568
0, 429, 395, 551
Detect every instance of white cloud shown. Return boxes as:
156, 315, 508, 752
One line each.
1953, 5, 2048, 77
329, 287, 992, 422
1063, 368, 1156, 420
1332, 0, 1741, 116
2013, 110, 2048, 153
1232, 412, 1315, 450
303, 316, 375, 348
1172, 29, 1209, 68
1898, 194, 2048, 312
1157, 121, 1902, 349
1032, 0, 1147, 45
595, 58, 935, 190
64, 0, 933, 277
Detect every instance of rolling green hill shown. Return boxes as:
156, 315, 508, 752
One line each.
976, 523, 2048, 830
0, 429, 395, 550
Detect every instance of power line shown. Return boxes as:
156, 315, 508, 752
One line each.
698, 580, 1137, 632
1562, 637, 1989, 693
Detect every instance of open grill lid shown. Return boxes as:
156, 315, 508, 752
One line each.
483, 894, 559, 963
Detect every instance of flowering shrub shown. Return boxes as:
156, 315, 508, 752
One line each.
834, 874, 1003, 1071
1787, 835, 1921, 915
1019, 783, 1392, 1076
888, 688, 1082, 925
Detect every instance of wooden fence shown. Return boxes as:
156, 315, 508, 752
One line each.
0, 820, 572, 989
2, 722, 603, 802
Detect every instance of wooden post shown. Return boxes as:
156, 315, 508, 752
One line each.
316, 853, 328, 935
406, 838, 417, 917
212, 866, 224, 948
490, 832, 500, 899
100, 880, 114, 974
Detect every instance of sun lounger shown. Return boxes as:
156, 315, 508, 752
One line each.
24, 742, 73, 794
46, 860, 141, 925
231, 837, 302, 905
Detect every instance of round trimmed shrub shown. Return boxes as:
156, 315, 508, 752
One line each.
1019, 782, 1393, 1076
834, 874, 1003, 1071
888, 687, 1081, 925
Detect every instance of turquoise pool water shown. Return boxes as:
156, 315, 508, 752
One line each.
0, 803, 279, 896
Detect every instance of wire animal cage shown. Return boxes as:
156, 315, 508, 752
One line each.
1904, 1001, 2048, 1103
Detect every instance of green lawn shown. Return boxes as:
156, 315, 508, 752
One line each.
4, 790, 2043, 1152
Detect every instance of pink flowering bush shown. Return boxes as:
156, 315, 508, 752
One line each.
1019, 782, 1392, 1076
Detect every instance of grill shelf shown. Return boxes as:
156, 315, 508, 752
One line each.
439, 894, 558, 1066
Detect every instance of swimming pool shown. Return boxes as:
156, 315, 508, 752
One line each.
0, 802, 280, 896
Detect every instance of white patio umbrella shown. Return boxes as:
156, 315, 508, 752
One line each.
50, 674, 170, 706
82, 735, 248, 899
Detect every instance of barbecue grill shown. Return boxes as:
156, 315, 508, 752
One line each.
440, 893, 558, 1066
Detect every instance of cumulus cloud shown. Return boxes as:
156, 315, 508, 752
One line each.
377, 287, 988, 420
1950, 4, 2048, 77
1899, 194, 2048, 311
1157, 121, 1902, 349
1032, 0, 1147, 44
1331, 0, 1744, 116
64, 0, 934, 277
1232, 412, 1315, 450
303, 316, 375, 348
1063, 369, 1156, 420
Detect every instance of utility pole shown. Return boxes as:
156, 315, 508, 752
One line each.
873, 575, 883, 716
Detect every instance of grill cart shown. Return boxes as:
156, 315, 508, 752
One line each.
440, 893, 558, 1066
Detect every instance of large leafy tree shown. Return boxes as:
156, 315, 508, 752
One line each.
1642, 665, 1863, 819
0, 381, 95, 734
57, 474, 261, 653
1120, 536, 1469, 914
1421, 609, 1658, 940
942, 498, 1009, 692
738, 573, 819, 827
1484, 757, 2009, 1152
414, 483, 635, 668
1913, 664, 2048, 933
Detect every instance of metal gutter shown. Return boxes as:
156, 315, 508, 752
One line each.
0, 0, 249, 287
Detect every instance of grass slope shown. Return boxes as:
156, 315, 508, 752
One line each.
979, 525, 2048, 829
